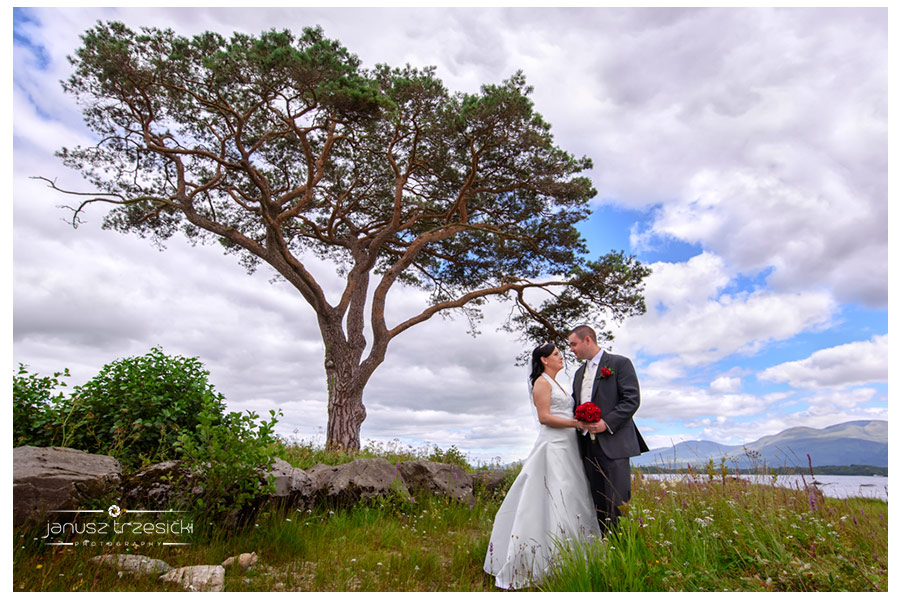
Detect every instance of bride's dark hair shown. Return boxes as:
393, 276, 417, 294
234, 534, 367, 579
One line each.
529, 343, 556, 386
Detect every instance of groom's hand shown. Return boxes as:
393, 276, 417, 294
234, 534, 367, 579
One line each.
586, 420, 608, 434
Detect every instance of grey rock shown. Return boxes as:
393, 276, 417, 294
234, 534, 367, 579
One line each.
221, 552, 258, 571
472, 469, 512, 494
398, 459, 474, 504
159, 565, 226, 592
307, 458, 408, 506
121, 460, 198, 510
91, 553, 173, 575
261, 458, 314, 510
13, 446, 122, 528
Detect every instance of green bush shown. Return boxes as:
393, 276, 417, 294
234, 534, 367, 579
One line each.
21, 347, 229, 469
174, 408, 282, 526
426, 444, 471, 470
13, 364, 70, 447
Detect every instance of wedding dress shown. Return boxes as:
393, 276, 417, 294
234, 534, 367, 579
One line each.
483, 372, 601, 589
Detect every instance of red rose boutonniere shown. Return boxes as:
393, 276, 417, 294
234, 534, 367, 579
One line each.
600, 367, 614, 379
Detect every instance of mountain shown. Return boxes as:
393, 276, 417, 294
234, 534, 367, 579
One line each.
633, 420, 887, 469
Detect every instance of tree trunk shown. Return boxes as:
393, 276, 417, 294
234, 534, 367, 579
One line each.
325, 386, 366, 451
322, 336, 368, 452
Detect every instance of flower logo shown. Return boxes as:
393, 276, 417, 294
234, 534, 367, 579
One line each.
108, 505, 122, 518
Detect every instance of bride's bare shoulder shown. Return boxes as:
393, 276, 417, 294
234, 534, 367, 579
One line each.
532, 375, 551, 390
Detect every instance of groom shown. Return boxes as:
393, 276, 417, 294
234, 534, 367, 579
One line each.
569, 325, 648, 533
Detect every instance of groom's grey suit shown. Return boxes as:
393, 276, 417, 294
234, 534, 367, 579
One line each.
573, 351, 648, 532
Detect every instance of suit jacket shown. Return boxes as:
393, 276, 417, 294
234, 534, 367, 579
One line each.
572, 351, 649, 460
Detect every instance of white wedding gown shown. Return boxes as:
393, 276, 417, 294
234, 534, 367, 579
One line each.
483, 372, 601, 589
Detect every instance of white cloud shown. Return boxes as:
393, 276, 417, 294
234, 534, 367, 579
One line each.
580, 8, 887, 308
613, 256, 838, 366
649, 168, 887, 307
638, 385, 769, 421
710, 376, 741, 394
758, 335, 888, 389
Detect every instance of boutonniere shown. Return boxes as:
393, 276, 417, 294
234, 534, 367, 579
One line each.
600, 367, 614, 379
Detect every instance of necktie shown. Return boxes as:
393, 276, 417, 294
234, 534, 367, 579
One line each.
580, 360, 596, 405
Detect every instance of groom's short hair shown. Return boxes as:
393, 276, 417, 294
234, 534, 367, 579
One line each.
570, 325, 597, 344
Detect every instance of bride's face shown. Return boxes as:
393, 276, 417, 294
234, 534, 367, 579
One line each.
542, 346, 564, 371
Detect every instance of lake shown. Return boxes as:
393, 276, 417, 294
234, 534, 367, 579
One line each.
643, 473, 887, 501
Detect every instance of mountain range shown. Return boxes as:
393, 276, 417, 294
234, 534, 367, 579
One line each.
633, 420, 887, 469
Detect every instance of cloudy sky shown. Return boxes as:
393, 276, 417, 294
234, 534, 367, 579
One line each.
11, 6, 888, 465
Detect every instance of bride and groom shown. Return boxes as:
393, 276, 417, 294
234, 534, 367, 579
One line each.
483, 325, 649, 590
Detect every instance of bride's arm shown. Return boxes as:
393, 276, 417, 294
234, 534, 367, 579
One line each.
533, 379, 581, 429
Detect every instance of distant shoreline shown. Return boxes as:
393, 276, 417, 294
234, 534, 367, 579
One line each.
635, 464, 887, 476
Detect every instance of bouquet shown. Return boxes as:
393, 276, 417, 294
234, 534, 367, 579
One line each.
574, 402, 602, 441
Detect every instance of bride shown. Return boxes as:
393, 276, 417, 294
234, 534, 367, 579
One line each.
483, 343, 601, 589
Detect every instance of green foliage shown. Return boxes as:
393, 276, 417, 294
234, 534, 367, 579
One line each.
426, 444, 470, 469
174, 408, 282, 527
62, 347, 227, 468
13, 364, 71, 447
13, 348, 229, 469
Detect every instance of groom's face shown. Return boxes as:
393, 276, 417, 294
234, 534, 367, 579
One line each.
568, 333, 592, 361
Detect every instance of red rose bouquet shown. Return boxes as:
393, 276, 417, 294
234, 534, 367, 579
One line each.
574, 401, 602, 441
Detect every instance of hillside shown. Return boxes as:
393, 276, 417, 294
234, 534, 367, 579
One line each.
634, 420, 887, 469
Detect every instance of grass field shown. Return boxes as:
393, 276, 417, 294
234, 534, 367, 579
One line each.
13, 443, 887, 592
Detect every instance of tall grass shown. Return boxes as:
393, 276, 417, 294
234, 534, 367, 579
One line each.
541, 470, 887, 592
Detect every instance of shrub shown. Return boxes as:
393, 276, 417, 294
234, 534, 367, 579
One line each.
57, 347, 228, 468
174, 408, 282, 526
426, 444, 471, 470
13, 364, 70, 447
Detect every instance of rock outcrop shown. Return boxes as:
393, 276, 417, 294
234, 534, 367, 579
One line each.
263, 458, 315, 510
472, 469, 512, 494
120, 460, 199, 510
14, 448, 513, 529
307, 458, 408, 506
13, 446, 122, 528
397, 459, 474, 504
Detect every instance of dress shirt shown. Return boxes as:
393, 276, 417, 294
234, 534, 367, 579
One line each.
580, 350, 613, 434
579, 350, 604, 405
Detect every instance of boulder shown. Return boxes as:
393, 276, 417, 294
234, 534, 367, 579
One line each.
13, 446, 122, 528
222, 552, 258, 571
261, 458, 314, 510
472, 469, 512, 494
90, 554, 173, 575
307, 458, 408, 507
398, 459, 474, 504
120, 460, 200, 510
159, 565, 225, 592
